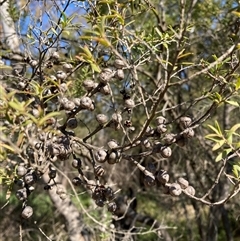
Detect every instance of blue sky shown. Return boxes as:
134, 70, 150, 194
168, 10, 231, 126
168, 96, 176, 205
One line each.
17, 0, 87, 54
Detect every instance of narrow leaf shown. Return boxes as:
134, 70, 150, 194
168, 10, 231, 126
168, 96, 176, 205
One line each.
90, 63, 101, 73
232, 11, 240, 17
212, 140, 225, 151
38, 112, 60, 126
227, 133, 233, 145
230, 123, 240, 133
207, 124, 221, 135
215, 120, 222, 135
8, 101, 24, 112
51, 27, 58, 36
232, 164, 240, 178
16, 132, 25, 147
235, 77, 240, 90
0, 143, 15, 152
205, 136, 223, 142
225, 100, 239, 106
215, 152, 223, 162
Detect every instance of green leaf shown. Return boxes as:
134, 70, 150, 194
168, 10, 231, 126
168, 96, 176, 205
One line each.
23, 98, 34, 108
212, 140, 225, 151
80, 36, 110, 47
155, 27, 163, 38
16, 132, 25, 147
207, 123, 221, 136
8, 100, 25, 112
106, 11, 125, 25
66, 14, 76, 25
209, 92, 222, 103
24, 113, 38, 125
0, 168, 8, 184
205, 133, 221, 138
232, 11, 240, 17
82, 45, 93, 59
215, 148, 232, 162
61, 12, 68, 28
51, 27, 58, 36
205, 135, 222, 142
225, 100, 239, 106
230, 123, 240, 133
215, 152, 223, 162
90, 63, 101, 73
214, 120, 222, 134
226, 133, 233, 145
163, 42, 168, 49
97, 37, 110, 47
30, 81, 41, 95
37, 112, 61, 126
0, 143, 15, 152
212, 54, 218, 61
63, 30, 70, 36
235, 77, 240, 90
232, 164, 240, 178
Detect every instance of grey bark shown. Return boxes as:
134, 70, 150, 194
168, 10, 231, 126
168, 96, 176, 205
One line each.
0, 0, 27, 79
42, 174, 91, 241
0, 0, 20, 52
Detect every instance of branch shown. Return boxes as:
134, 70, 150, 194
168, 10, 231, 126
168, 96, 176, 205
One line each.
169, 44, 236, 86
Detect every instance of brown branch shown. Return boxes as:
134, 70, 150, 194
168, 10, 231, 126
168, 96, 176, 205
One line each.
169, 44, 236, 86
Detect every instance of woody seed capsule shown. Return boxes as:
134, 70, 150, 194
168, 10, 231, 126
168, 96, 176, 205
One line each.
99, 68, 113, 84
100, 84, 111, 95
114, 59, 125, 69
96, 114, 108, 125
179, 116, 192, 129
83, 79, 96, 91
21, 206, 33, 219
124, 99, 135, 108
156, 116, 166, 125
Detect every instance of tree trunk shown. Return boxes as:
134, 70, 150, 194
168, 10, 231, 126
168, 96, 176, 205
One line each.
0, 0, 20, 52
43, 174, 91, 241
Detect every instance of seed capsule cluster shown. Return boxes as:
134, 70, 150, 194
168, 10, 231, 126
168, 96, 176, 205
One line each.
142, 166, 196, 197
134, 115, 196, 197
91, 185, 116, 212
5, 50, 199, 222
14, 166, 39, 219
140, 116, 195, 159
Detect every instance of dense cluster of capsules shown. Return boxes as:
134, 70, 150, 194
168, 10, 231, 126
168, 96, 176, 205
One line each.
71, 156, 117, 213
143, 167, 196, 197
7, 52, 197, 220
